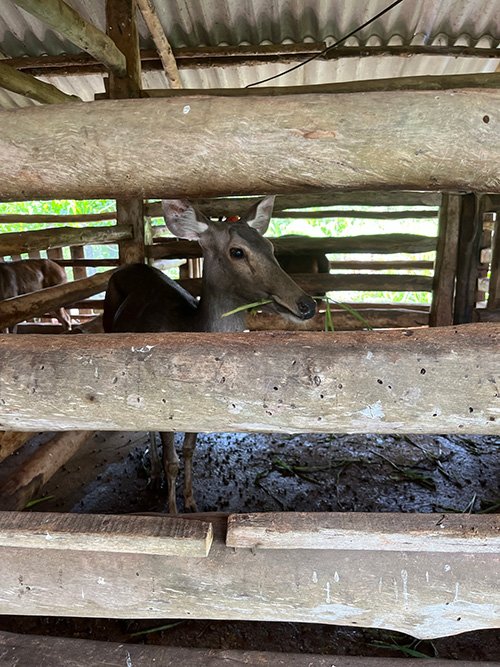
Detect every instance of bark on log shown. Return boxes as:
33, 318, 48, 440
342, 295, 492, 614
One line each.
0, 431, 94, 510
0, 269, 115, 330
0, 325, 498, 434
0, 225, 131, 256
149, 234, 437, 260
0, 89, 499, 200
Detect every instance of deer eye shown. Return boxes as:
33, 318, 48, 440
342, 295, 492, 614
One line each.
230, 247, 245, 259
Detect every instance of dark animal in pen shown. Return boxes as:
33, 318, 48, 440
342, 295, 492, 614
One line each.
0, 258, 72, 333
103, 196, 316, 513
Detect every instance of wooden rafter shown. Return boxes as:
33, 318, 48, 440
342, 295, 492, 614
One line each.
12, 0, 126, 76
0, 59, 78, 104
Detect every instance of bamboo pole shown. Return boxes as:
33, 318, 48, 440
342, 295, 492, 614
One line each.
136, 0, 182, 88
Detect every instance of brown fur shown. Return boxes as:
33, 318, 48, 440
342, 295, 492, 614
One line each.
0, 259, 72, 332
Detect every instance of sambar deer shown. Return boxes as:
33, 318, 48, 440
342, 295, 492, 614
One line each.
0, 258, 72, 333
103, 196, 316, 513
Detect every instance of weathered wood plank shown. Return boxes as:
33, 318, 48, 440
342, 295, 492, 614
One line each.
454, 195, 485, 324
149, 234, 437, 260
0, 211, 116, 224
0, 515, 496, 638
0, 325, 498, 434
1, 632, 495, 667
145, 192, 441, 218
429, 194, 461, 326
247, 308, 429, 331
178, 274, 433, 296
12, 0, 126, 76
226, 513, 500, 553
0, 511, 212, 557
0, 225, 131, 256
0, 269, 115, 330
0, 90, 499, 200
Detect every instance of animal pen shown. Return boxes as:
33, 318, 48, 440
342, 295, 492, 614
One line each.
0, 0, 499, 664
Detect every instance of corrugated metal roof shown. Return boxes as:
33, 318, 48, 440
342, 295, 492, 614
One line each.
0, 0, 499, 107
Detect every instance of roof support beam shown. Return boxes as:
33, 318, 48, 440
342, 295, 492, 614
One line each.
136, 0, 182, 88
0, 59, 78, 104
12, 0, 127, 76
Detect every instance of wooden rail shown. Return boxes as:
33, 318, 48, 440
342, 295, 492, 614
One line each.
0, 226, 131, 256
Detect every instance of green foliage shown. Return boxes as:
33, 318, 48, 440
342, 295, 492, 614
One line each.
0, 200, 438, 305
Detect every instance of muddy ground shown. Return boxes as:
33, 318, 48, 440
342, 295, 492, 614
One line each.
0, 430, 498, 661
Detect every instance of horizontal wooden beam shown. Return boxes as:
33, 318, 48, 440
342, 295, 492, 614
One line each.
145, 192, 441, 218
55, 259, 119, 268
1, 88, 498, 200
149, 234, 437, 260
227, 512, 500, 553
329, 260, 434, 271
247, 307, 429, 331
0, 633, 496, 667
179, 274, 434, 296
0, 269, 115, 330
0, 60, 78, 104
0, 225, 131, 256
25, 636, 487, 667
0, 325, 498, 434
134, 73, 500, 97
12, 0, 127, 76
0, 512, 212, 557
6, 44, 500, 77
0, 211, 117, 224
273, 209, 437, 220
0, 514, 496, 638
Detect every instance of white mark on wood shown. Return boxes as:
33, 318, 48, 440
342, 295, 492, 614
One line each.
81, 589, 85, 600
324, 581, 331, 603
126, 651, 133, 667
425, 571, 430, 583
45, 532, 53, 541
333, 571, 340, 583
378, 577, 383, 593
183, 105, 191, 114
312, 571, 318, 583
392, 578, 399, 602
401, 569, 409, 607
454, 582, 460, 602
359, 401, 385, 420
366, 351, 374, 360
126, 395, 144, 409
444, 564, 451, 572
131, 345, 155, 354
97, 577, 106, 586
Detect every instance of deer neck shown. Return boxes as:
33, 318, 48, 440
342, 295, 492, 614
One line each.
196, 272, 247, 333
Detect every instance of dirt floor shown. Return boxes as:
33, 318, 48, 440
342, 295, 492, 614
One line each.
0, 429, 498, 660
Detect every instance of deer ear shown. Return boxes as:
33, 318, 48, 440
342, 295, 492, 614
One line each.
243, 195, 275, 235
162, 199, 209, 240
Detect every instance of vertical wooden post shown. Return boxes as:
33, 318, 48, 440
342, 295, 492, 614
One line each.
487, 212, 500, 310
429, 193, 460, 326
453, 194, 486, 324
106, 0, 145, 265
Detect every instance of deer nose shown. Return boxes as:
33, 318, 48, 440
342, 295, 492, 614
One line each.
297, 296, 316, 320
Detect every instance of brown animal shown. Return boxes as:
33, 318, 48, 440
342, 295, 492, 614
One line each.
0, 259, 72, 332
103, 196, 316, 513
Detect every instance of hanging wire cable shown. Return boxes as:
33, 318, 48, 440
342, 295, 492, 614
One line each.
246, 0, 407, 88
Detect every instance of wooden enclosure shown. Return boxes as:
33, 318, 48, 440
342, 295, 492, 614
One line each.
0, 0, 499, 661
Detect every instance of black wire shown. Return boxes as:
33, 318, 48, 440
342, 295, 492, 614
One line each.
245, 0, 407, 88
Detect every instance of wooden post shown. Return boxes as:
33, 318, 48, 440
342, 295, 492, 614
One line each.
487, 213, 500, 309
454, 195, 487, 324
106, 0, 145, 265
429, 194, 461, 326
